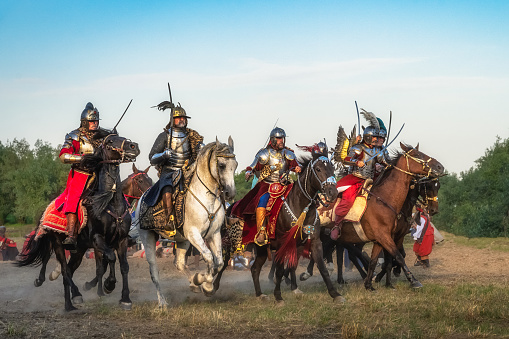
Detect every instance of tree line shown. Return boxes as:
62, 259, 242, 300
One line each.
1, 137, 507, 238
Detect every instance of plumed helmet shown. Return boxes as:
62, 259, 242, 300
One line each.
378, 128, 387, 139
363, 126, 378, 145
269, 127, 286, 146
80, 102, 100, 121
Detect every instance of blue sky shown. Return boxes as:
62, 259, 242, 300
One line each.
1, 1, 508, 179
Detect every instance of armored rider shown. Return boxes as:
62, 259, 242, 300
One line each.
237, 127, 301, 245
56, 102, 109, 250
331, 121, 389, 240
145, 102, 204, 232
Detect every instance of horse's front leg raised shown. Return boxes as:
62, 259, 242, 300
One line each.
185, 227, 215, 288
310, 238, 344, 302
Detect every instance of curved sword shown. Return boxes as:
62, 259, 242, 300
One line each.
355, 101, 361, 137
112, 99, 133, 132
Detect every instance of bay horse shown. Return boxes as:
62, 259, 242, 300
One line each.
215, 150, 343, 304
324, 143, 444, 290
374, 176, 440, 288
135, 137, 237, 307
18, 133, 139, 311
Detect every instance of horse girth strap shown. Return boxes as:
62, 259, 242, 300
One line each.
361, 187, 400, 217
187, 188, 223, 221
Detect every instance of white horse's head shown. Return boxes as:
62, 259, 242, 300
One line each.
209, 136, 238, 201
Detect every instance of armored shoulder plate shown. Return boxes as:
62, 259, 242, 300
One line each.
63, 129, 80, 148
348, 144, 363, 158
256, 148, 270, 165
283, 148, 296, 161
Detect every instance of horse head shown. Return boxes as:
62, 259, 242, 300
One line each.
399, 143, 444, 178
212, 136, 238, 201
303, 148, 338, 203
101, 134, 140, 163
417, 177, 440, 216
122, 163, 153, 199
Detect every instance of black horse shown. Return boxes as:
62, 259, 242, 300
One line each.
215, 150, 343, 304
18, 133, 139, 311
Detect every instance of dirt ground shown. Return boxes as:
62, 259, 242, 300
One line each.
1, 238, 508, 338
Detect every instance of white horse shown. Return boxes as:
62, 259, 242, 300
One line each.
136, 137, 237, 307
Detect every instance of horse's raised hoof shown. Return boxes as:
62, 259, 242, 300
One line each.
257, 294, 269, 301
411, 281, 423, 289
103, 280, 116, 294
275, 300, 285, 307
83, 282, 93, 291
202, 282, 214, 296
49, 270, 61, 281
333, 296, 346, 303
72, 296, 84, 304
119, 301, 132, 311
299, 272, 311, 281
34, 279, 43, 287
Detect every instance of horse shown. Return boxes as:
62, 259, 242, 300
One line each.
374, 176, 441, 288
215, 150, 343, 305
135, 137, 237, 307
32, 163, 152, 288
320, 143, 443, 291
18, 133, 140, 311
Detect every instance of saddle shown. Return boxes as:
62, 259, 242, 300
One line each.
37, 198, 88, 239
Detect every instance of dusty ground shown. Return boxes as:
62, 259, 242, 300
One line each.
1, 237, 508, 338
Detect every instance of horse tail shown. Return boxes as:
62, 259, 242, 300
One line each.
17, 232, 52, 267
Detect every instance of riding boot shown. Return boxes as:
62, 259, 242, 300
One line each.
162, 192, 175, 233
330, 219, 343, 241
254, 207, 268, 246
63, 213, 78, 251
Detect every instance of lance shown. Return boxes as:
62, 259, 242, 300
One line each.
112, 99, 133, 132
385, 110, 392, 147
364, 123, 405, 163
355, 101, 361, 138
167, 83, 175, 149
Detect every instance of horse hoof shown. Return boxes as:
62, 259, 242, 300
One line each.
119, 301, 132, 310
337, 279, 347, 285
72, 296, 83, 304
365, 286, 377, 292
65, 305, 78, 312
333, 296, 346, 303
411, 281, 423, 289
34, 279, 43, 287
202, 282, 214, 296
275, 300, 285, 307
83, 282, 92, 291
257, 294, 269, 301
104, 281, 116, 294
49, 271, 61, 281
386, 284, 396, 290
299, 272, 311, 281
103, 285, 114, 295
292, 288, 304, 295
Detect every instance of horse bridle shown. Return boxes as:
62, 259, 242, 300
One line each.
100, 134, 134, 164
189, 146, 236, 221
393, 148, 436, 178
124, 172, 149, 200
298, 156, 337, 203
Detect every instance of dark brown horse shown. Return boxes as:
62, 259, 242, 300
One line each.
216, 150, 343, 304
331, 143, 443, 290
18, 133, 139, 311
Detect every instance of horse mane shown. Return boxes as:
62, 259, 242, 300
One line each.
297, 154, 312, 170
372, 151, 402, 188
184, 141, 232, 180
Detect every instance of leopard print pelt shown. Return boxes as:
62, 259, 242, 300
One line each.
221, 216, 244, 257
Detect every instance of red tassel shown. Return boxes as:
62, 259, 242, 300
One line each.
274, 223, 300, 268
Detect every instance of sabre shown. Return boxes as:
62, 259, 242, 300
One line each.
355, 101, 361, 138
167, 83, 175, 148
385, 110, 392, 147
365, 123, 405, 163
263, 118, 279, 147
112, 99, 133, 132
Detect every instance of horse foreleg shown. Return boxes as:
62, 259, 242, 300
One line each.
310, 239, 343, 302
34, 252, 50, 287
103, 255, 117, 295
116, 238, 132, 310
251, 245, 268, 298
364, 242, 383, 291
213, 251, 231, 293
67, 247, 87, 304
300, 257, 314, 281
206, 231, 224, 276
336, 243, 345, 284
142, 230, 168, 307
273, 260, 285, 304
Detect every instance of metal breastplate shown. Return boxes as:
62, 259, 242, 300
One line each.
351, 145, 378, 180
79, 134, 95, 155
264, 149, 289, 183
165, 129, 191, 170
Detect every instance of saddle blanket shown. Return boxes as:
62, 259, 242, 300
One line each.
36, 197, 87, 239
317, 184, 371, 225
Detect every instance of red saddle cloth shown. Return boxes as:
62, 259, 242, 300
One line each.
231, 182, 293, 245
37, 196, 87, 239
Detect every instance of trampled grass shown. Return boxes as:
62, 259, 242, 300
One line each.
100, 280, 509, 338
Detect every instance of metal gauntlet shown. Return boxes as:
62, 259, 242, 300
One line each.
150, 151, 167, 165
59, 153, 83, 164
